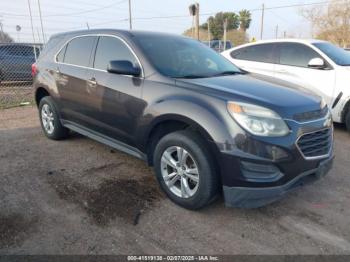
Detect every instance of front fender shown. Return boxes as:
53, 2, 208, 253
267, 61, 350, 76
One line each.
137, 96, 235, 151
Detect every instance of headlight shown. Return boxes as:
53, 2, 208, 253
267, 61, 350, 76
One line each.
227, 102, 290, 137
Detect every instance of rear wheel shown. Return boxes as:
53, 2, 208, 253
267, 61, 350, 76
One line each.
39, 96, 69, 140
153, 130, 219, 210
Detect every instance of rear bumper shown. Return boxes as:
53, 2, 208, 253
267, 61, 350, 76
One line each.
223, 156, 334, 208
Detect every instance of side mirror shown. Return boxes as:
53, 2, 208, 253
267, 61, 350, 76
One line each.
107, 60, 141, 76
308, 57, 326, 69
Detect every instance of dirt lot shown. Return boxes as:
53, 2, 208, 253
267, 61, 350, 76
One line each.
0, 106, 350, 255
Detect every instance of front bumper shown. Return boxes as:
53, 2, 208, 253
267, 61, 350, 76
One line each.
223, 156, 334, 208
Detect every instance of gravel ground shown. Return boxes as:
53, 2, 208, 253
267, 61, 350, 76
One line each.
0, 106, 350, 255
0, 83, 34, 109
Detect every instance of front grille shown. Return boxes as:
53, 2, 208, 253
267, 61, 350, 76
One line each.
297, 128, 332, 158
293, 107, 328, 122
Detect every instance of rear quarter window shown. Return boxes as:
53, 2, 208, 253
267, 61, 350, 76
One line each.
230, 44, 275, 63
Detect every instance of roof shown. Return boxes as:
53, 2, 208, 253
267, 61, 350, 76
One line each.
221, 38, 329, 53
50, 29, 187, 40
252, 38, 327, 44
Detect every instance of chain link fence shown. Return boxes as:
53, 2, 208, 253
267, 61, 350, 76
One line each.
0, 43, 42, 109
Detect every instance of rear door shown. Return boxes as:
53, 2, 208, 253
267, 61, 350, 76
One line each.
229, 43, 277, 77
274, 43, 336, 105
55, 35, 98, 126
85, 35, 144, 146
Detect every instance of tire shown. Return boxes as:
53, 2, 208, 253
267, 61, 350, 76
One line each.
153, 130, 219, 210
38, 96, 69, 140
346, 110, 350, 132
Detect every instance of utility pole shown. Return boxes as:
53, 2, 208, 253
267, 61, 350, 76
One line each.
27, 0, 38, 60
223, 18, 228, 51
275, 25, 279, 39
260, 3, 265, 40
189, 3, 199, 40
36, 28, 42, 43
128, 0, 132, 30
195, 3, 200, 40
0, 20, 4, 35
37, 0, 46, 43
208, 19, 211, 47
16, 25, 22, 42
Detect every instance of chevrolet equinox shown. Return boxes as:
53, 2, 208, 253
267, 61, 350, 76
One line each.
33, 30, 334, 209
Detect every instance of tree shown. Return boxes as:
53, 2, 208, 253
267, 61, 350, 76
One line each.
183, 28, 248, 46
0, 32, 14, 43
202, 12, 240, 39
301, 0, 350, 47
239, 9, 252, 32
184, 10, 251, 45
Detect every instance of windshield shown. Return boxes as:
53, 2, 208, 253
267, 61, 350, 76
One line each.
313, 42, 350, 66
135, 35, 241, 78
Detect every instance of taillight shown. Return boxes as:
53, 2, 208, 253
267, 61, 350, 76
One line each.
31, 63, 38, 77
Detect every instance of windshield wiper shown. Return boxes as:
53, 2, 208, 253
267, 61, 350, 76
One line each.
175, 74, 209, 79
211, 71, 243, 77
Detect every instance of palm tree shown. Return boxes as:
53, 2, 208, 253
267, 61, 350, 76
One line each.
239, 9, 252, 32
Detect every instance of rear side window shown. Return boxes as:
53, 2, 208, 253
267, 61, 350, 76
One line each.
93, 36, 138, 70
278, 43, 322, 68
231, 44, 275, 63
63, 36, 96, 67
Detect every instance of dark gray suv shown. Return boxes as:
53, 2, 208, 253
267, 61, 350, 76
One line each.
33, 29, 334, 209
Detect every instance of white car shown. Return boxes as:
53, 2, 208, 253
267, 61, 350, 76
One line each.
222, 39, 350, 130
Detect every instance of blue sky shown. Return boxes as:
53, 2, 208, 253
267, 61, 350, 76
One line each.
0, 0, 320, 43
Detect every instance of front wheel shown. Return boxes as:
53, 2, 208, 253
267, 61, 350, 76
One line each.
153, 130, 219, 210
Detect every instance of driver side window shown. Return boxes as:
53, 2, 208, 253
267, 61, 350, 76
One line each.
93, 36, 139, 71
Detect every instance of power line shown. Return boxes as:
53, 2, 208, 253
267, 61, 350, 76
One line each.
1, 0, 339, 20
0, 0, 127, 18
44, 0, 128, 17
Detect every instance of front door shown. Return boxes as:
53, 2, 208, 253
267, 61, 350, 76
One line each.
85, 35, 145, 146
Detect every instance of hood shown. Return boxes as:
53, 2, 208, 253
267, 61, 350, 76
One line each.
175, 73, 323, 119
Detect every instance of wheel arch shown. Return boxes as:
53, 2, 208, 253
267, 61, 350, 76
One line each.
35, 87, 50, 107
143, 113, 222, 178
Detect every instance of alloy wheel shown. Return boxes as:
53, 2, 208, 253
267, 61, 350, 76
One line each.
41, 104, 55, 134
160, 146, 200, 198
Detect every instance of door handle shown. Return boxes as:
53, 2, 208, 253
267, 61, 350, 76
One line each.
87, 78, 97, 86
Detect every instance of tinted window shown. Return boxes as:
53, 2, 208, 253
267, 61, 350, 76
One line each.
134, 35, 240, 78
56, 45, 66, 62
231, 44, 275, 63
64, 36, 96, 67
94, 36, 138, 70
313, 42, 350, 66
278, 43, 321, 68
